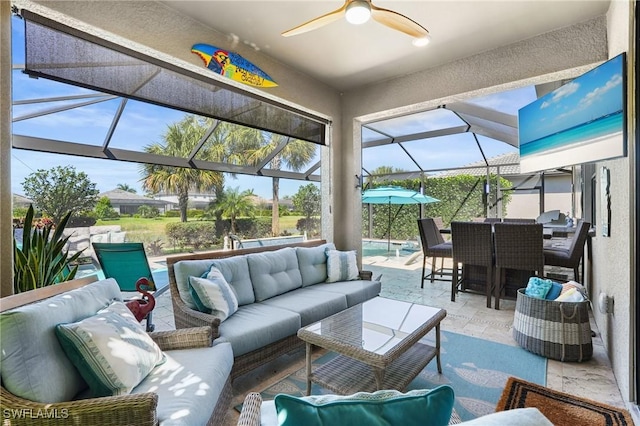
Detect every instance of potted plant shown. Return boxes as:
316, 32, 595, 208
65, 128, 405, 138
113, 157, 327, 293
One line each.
13, 205, 84, 293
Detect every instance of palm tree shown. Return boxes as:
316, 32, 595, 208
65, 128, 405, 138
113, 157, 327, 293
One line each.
247, 134, 316, 236
116, 183, 136, 193
214, 187, 255, 234
140, 115, 223, 222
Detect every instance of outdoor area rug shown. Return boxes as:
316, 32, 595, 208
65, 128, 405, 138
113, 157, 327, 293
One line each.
238, 330, 547, 421
497, 376, 634, 426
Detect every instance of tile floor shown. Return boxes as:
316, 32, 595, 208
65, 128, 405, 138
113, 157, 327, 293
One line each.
151, 253, 626, 425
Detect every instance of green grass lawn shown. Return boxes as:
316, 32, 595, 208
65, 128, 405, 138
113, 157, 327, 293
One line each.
96, 215, 305, 253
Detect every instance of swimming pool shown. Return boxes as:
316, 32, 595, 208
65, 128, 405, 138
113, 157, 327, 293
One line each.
361, 239, 419, 258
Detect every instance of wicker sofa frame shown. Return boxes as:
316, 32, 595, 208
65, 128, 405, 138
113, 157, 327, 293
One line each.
166, 240, 373, 379
0, 276, 230, 426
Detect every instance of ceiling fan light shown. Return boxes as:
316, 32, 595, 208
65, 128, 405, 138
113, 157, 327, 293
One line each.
412, 35, 431, 47
345, 1, 371, 25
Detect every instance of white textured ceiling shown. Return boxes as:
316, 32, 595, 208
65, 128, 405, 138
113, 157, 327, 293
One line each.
160, 0, 611, 91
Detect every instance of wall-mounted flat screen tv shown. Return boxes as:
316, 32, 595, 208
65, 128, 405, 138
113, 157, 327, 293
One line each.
519, 52, 626, 173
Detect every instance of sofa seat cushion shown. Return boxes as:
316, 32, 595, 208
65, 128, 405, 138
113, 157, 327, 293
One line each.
217, 304, 301, 357
174, 256, 255, 308
296, 243, 335, 286
261, 289, 347, 326
55, 301, 165, 397
0, 278, 122, 403
303, 280, 382, 307
131, 341, 233, 426
248, 248, 303, 301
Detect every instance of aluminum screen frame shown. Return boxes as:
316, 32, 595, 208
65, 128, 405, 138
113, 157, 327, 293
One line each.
21, 9, 327, 146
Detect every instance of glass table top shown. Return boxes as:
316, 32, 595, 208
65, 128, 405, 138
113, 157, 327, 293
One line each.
301, 297, 443, 356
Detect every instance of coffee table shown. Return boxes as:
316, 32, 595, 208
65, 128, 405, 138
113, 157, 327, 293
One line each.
297, 297, 446, 395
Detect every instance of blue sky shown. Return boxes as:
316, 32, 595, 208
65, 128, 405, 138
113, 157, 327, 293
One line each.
518, 54, 624, 144
10, 15, 533, 200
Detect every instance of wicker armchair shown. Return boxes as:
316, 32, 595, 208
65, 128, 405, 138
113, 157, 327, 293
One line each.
451, 222, 494, 308
543, 221, 591, 282
493, 223, 544, 310
417, 218, 453, 287
0, 277, 228, 426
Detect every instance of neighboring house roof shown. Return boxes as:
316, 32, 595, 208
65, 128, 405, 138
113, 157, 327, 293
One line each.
436, 152, 567, 178
13, 194, 33, 207
99, 189, 174, 205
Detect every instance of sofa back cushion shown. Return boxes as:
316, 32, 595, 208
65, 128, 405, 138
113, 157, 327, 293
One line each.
174, 256, 255, 307
296, 243, 335, 286
0, 278, 122, 403
247, 247, 303, 301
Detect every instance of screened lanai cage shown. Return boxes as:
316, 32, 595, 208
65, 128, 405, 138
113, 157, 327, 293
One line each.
360, 90, 581, 246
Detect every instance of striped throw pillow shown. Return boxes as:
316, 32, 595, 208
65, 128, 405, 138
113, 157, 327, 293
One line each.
326, 250, 359, 283
189, 267, 239, 321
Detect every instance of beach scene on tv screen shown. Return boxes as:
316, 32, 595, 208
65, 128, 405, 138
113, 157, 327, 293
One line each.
518, 53, 625, 173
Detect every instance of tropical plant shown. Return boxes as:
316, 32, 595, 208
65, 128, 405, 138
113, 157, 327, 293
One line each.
246, 134, 316, 236
13, 205, 83, 293
140, 115, 224, 222
292, 183, 320, 234
116, 183, 137, 193
22, 166, 99, 225
94, 196, 119, 220
212, 187, 256, 234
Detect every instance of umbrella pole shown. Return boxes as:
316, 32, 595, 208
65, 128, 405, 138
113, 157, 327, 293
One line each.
388, 201, 391, 252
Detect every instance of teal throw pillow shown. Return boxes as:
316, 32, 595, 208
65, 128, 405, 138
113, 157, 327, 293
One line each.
525, 277, 554, 299
55, 301, 165, 397
274, 386, 455, 426
188, 267, 239, 321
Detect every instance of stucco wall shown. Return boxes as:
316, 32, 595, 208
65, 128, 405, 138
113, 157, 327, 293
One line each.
0, 2, 13, 297
590, 0, 633, 402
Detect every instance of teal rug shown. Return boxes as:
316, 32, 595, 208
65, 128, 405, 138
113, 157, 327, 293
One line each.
248, 331, 547, 421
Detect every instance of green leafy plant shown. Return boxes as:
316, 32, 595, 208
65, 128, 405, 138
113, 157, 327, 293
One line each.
13, 205, 84, 293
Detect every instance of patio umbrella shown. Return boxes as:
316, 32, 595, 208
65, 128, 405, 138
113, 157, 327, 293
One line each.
362, 186, 439, 251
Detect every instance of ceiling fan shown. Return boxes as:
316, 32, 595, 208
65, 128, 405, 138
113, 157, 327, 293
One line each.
281, 0, 431, 46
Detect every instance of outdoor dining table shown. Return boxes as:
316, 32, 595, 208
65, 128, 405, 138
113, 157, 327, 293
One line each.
446, 222, 555, 300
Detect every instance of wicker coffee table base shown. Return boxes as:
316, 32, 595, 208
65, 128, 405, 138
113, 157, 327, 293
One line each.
306, 341, 439, 395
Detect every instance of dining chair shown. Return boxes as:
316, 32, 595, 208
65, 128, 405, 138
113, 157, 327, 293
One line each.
503, 218, 536, 223
543, 221, 591, 282
451, 221, 494, 308
484, 218, 502, 223
92, 242, 157, 331
493, 223, 544, 310
417, 218, 453, 288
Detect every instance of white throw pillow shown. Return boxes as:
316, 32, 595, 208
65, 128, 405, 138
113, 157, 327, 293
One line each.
326, 249, 359, 283
189, 267, 239, 321
55, 301, 165, 397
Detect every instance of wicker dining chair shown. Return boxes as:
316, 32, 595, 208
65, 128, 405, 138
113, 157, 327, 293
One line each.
503, 218, 536, 223
543, 221, 591, 282
417, 218, 453, 288
451, 221, 494, 308
483, 217, 502, 223
493, 223, 544, 310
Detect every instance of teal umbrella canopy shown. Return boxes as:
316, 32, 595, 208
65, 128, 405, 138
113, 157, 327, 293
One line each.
362, 186, 439, 205
362, 186, 439, 251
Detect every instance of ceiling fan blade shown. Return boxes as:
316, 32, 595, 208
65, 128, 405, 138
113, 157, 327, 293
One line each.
370, 4, 429, 38
281, 3, 348, 37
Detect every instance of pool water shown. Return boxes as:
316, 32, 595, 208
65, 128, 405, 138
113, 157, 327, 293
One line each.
362, 240, 419, 258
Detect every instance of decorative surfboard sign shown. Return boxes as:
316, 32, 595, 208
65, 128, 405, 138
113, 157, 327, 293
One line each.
191, 43, 278, 88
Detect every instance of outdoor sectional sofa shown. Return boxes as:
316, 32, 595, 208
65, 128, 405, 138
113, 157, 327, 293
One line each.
0, 276, 232, 425
166, 239, 381, 378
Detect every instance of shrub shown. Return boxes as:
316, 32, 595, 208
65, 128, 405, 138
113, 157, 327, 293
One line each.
165, 221, 217, 251
164, 210, 180, 218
